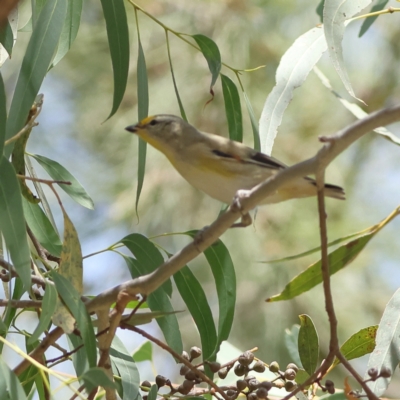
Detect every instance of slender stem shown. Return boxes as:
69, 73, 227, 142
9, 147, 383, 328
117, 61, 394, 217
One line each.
349, 7, 400, 22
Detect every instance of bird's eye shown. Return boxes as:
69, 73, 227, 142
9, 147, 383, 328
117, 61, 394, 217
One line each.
149, 119, 158, 126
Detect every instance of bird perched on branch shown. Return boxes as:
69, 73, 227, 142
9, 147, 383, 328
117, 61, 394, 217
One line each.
126, 114, 344, 208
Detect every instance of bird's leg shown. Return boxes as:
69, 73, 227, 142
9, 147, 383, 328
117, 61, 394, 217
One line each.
230, 189, 253, 228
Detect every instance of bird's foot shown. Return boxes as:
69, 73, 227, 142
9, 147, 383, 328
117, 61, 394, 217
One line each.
230, 190, 252, 228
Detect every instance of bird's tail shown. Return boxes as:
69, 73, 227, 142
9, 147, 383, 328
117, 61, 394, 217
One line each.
323, 183, 346, 200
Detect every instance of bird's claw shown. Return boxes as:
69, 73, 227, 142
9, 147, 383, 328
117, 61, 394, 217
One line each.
230, 190, 252, 228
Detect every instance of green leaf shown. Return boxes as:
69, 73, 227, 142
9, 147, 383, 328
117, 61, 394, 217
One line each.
166, 33, 187, 121
148, 384, 158, 400
28, 284, 58, 345
67, 334, 88, 376
284, 324, 302, 368
120, 233, 172, 296
359, 0, 388, 37
110, 335, 141, 400
365, 288, 400, 396
243, 92, 260, 151
0, 19, 13, 57
192, 34, 221, 91
0, 73, 6, 155
123, 256, 183, 355
323, 0, 370, 100
185, 232, 236, 355
120, 310, 179, 327
22, 199, 63, 257
80, 367, 117, 393
51, 0, 83, 67
29, 153, 94, 209
221, 74, 242, 142
5, 0, 67, 157
174, 266, 217, 365
100, 0, 129, 119
52, 272, 97, 368
259, 26, 326, 155
0, 358, 28, 400
133, 341, 152, 362
298, 314, 319, 376
332, 325, 378, 368
52, 209, 83, 334
135, 38, 149, 214
316, 0, 325, 22
267, 234, 373, 302
0, 156, 31, 291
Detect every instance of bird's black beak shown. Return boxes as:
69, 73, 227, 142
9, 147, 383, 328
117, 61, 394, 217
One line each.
125, 124, 138, 133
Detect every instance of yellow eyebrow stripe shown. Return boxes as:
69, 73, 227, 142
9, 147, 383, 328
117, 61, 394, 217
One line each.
139, 116, 156, 126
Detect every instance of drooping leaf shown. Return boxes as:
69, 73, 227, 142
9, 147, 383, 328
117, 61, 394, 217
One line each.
359, 0, 389, 37
0, 19, 13, 56
174, 266, 217, 366
135, 38, 148, 214
100, 0, 129, 119
284, 324, 303, 368
192, 34, 221, 94
0, 358, 28, 400
52, 210, 83, 335
80, 367, 117, 393
51, 0, 83, 67
267, 206, 400, 302
148, 384, 158, 400
314, 66, 400, 147
259, 26, 327, 155
0, 73, 6, 154
0, 156, 31, 291
22, 199, 63, 257
365, 288, 400, 396
29, 153, 94, 209
323, 0, 372, 100
111, 335, 141, 400
332, 325, 378, 368
5, 0, 67, 157
221, 74, 243, 142
243, 91, 260, 151
298, 314, 319, 376
28, 283, 58, 345
52, 272, 97, 368
316, 0, 325, 22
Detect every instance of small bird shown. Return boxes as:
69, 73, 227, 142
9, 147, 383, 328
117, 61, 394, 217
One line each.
126, 114, 344, 207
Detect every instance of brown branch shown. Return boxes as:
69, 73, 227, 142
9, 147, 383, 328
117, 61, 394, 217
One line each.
124, 324, 229, 400
16, 174, 71, 186
0, 299, 42, 308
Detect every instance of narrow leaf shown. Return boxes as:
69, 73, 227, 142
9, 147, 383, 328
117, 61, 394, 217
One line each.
0, 156, 31, 291
221, 74, 243, 142
52, 272, 97, 368
332, 325, 378, 368
52, 210, 83, 334
110, 335, 141, 400
185, 232, 236, 354
192, 34, 221, 92
22, 199, 63, 257
100, 0, 129, 119
51, 0, 83, 67
80, 367, 117, 393
135, 39, 148, 214
284, 325, 303, 368
0, 73, 6, 154
30, 153, 94, 209
148, 384, 158, 400
323, 0, 372, 100
123, 255, 182, 355
0, 358, 28, 400
314, 66, 400, 147
166, 32, 187, 121
174, 266, 217, 364
359, 0, 388, 37
28, 283, 58, 344
259, 26, 327, 155
0, 19, 13, 56
133, 341, 152, 362
298, 314, 319, 375
5, 0, 67, 157
365, 288, 400, 396
243, 92, 260, 151
316, 0, 325, 22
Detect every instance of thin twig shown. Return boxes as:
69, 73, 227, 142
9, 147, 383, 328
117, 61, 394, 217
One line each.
0, 299, 42, 308
124, 324, 229, 400
16, 174, 71, 186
